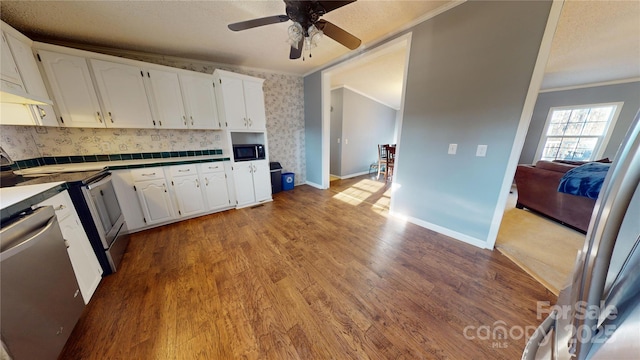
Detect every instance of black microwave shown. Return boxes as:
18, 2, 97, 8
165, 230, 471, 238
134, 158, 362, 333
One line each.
232, 144, 266, 161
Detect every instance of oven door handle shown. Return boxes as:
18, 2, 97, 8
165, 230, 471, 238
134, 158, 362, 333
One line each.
86, 174, 112, 190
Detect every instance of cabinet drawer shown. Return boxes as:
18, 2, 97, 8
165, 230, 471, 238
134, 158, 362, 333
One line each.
168, 164, 197, 177
198, 162, 225, 174
38, 190, 74, 221
130, 167, 165, 182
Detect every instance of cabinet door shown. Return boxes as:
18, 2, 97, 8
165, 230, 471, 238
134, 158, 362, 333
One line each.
60, 216, 102, 304
0, 103, 36, 126
1, 32, 23, 87
232, 162, 256, 207
5, 34, 58, 126
146, 68, 187, 129
218, 75, 247, 129
90, 59, 154, 128
38, 50, 104, 128
201, 172, 230, 210
171, 174, 205, 217
39, 190, 102, 304
243, 80, 266, 130
252, 160, 272, 202
180, 74, 220, 129
135, 179, 175, 225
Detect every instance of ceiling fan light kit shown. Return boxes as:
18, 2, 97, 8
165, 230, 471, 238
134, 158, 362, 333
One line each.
228, 0, 361, 60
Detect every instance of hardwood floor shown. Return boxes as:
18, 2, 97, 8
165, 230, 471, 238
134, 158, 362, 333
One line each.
60, 182, 555, 359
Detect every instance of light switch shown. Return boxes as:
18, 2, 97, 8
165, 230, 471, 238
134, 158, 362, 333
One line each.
337, 138, 340, 143
476, 145, 487, 157
448, 144, 457, 155
344, 138, 348, 145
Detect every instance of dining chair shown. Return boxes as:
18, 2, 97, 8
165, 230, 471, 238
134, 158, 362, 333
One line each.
375, 144, 389, 180
385, 145, 396, 182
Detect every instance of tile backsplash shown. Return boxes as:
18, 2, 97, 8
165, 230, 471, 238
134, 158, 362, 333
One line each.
0, 51, 306, 184
0, 126, 224, 158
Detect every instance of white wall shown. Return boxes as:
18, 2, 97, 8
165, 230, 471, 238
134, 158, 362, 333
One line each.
330, 87, 396, 177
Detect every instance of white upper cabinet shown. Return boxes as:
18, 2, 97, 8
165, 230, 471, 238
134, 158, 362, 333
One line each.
1, 32, 23, 88
145, 68, 187, 129
5, 34, 58, 126
89, 59, 154, 128
38, 50, 105, 128
179, 73, 220, 129
214, 70, 266, 131
242, 80, 267, 130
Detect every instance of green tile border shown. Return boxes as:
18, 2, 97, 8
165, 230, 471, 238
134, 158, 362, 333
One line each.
10, 149, 224, 170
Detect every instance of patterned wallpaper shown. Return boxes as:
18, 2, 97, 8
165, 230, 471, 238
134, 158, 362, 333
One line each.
0, 51, 306, 184
0, 126, 225, 157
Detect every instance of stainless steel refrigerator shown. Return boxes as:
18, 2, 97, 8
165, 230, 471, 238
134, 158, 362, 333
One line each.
523, 111, 640, 359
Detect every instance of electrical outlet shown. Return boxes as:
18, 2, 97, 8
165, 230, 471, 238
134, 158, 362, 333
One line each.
448, 144, 457, 155
476, 145, 487, 157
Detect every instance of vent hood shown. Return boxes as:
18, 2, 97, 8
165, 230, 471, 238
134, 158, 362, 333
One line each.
0, 82, 52, 106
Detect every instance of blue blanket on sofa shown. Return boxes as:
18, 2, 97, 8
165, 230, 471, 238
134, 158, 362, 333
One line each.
558, 162, 611, 199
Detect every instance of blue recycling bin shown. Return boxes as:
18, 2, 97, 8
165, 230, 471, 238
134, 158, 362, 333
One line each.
282, 172, 295, 190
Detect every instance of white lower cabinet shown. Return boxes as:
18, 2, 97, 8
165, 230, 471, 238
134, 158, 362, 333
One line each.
198, 162, 231, 210
168, 164, 206, 217
131, 167, 175, 225
114, 161, 240, 231
232, 160, 271, 208
38, 190, 102, 304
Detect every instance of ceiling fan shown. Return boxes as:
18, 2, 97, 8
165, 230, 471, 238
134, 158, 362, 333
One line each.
228, 0, 362, 60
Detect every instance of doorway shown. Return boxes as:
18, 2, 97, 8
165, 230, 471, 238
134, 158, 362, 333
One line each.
320, 34, 411, 193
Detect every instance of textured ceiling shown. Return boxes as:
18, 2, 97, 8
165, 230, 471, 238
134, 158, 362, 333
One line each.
0, 0, 451, 75
1, 0, 638, 109
543, 0, 640, 89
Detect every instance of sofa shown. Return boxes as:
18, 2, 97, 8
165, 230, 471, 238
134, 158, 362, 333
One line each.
514, 160, 606, 233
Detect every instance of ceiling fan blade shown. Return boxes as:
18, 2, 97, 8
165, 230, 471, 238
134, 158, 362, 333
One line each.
228, 15, 289, 31
290, 38, 304, 59
316, 20, 361, 50
318, 0, 357, 14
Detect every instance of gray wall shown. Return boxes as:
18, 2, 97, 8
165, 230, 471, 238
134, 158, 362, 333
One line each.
520, 81, 640, 164
393, 0, 551, 242
304, 72, 323, 186
304, 0, 552, 245
331, 88, 396, 177
330, 88, 343, 175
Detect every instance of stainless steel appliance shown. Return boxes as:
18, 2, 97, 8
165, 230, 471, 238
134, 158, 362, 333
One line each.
1, 206, 85, 359
523, 111, 640, 359
8, 168, 131, 275
71, 170, 130, 275
232, 143, 266, 161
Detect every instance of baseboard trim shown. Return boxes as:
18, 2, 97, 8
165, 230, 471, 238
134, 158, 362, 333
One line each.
392, 212, 491, 249
305, 181, 324, 189
337, 170, 371, 179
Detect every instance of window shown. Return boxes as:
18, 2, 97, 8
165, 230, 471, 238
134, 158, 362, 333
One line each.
536, 102, 623, 162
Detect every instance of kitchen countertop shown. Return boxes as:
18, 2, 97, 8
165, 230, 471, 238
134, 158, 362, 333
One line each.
14, 155, 229, 176
0, 181, 66, 222
2, 154, 230, 222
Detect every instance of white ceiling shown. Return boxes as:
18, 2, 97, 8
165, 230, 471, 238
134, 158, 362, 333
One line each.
1, 0, 638, 110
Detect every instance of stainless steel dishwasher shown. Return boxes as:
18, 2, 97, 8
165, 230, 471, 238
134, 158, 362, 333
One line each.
1, 206, 85, 359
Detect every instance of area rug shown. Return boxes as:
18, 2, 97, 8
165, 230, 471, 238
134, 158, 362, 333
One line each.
496, 209, 586, 295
